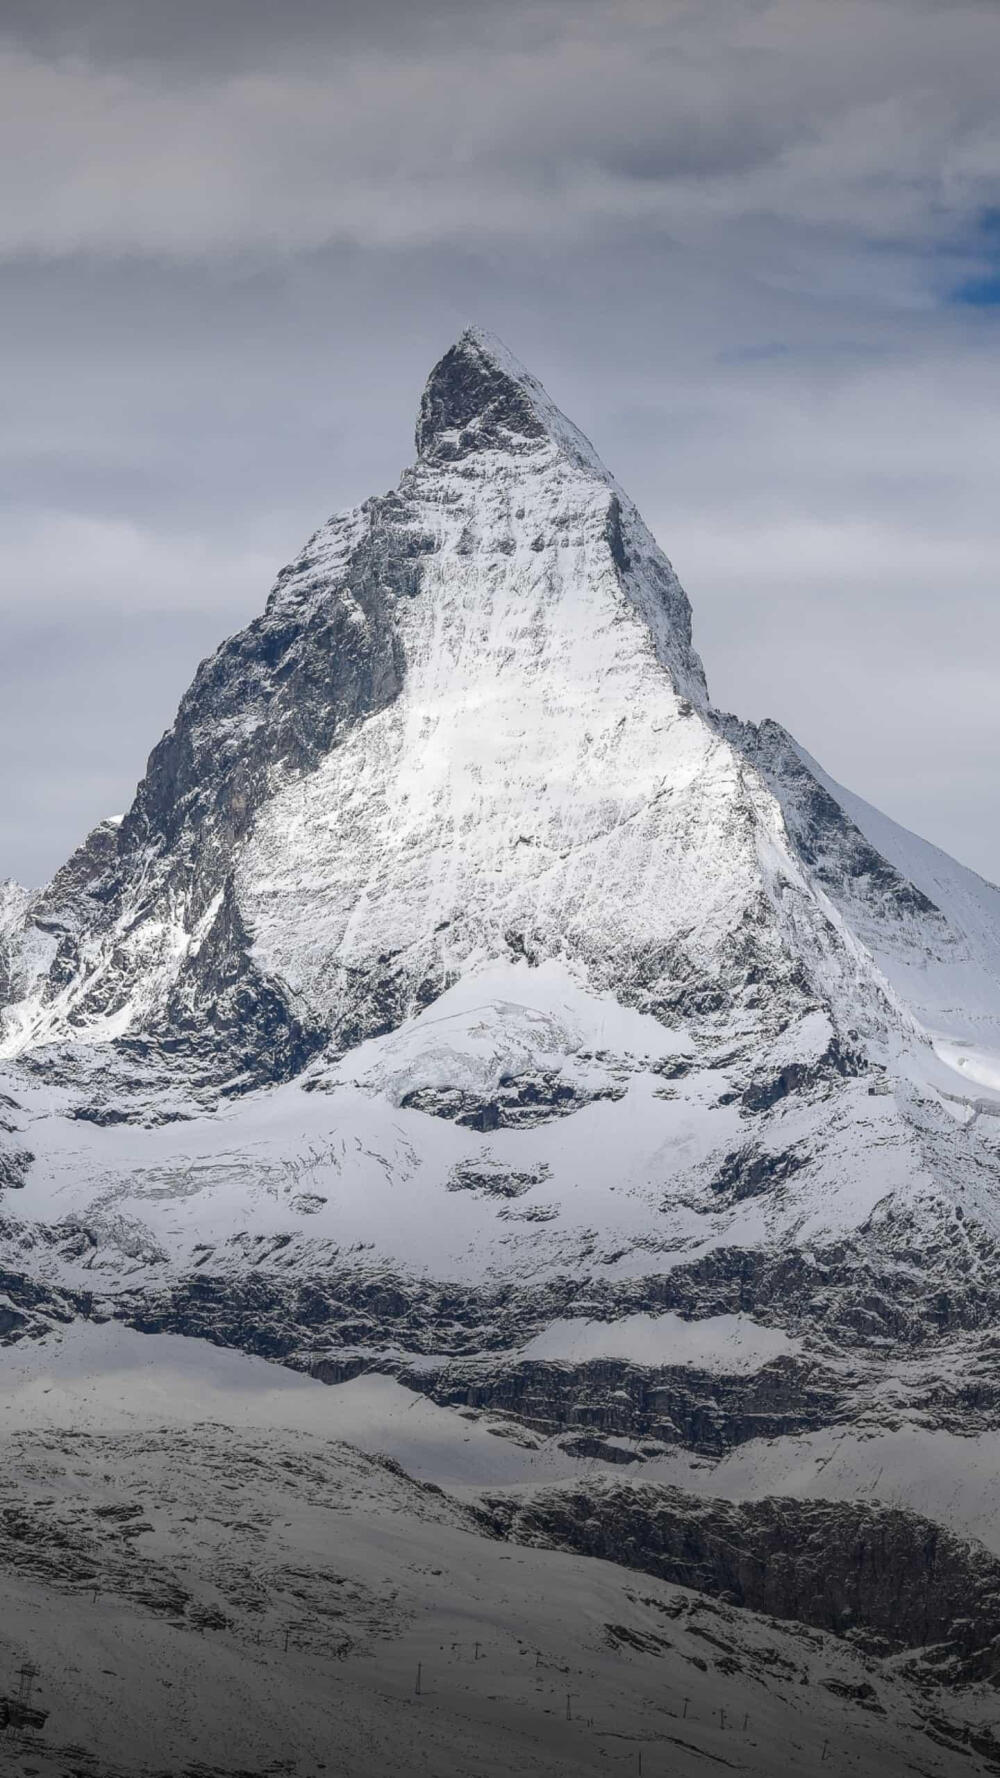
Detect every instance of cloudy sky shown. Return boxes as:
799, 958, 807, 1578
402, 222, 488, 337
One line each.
2, 0, 999, 886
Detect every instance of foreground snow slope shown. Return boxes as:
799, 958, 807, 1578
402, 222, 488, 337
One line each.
3, 1346, 1000, 1778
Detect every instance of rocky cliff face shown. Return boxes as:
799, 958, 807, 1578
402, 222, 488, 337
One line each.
486, 1481, 1000, 1683
3, 329, 1000, 1714
6, 1400, 997, 1778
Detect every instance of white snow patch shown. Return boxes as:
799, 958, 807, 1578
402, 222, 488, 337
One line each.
934, 1038, 1000, 1096
519, 1311, 800, 1371
334, 958, 689, 1104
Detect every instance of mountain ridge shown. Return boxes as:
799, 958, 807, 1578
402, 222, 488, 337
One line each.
3, 331, 1000, 1662
1, 326, 954, 1091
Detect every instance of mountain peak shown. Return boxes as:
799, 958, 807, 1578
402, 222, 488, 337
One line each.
415, 326, 606, 474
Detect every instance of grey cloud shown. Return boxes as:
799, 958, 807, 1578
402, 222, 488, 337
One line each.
0, 0, 527, 71
0, 2, 997, 260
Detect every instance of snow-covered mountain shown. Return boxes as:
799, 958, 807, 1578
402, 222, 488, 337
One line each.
4, 329, 1000, 1769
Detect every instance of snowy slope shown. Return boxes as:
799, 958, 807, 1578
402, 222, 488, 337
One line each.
726, 717, 1000, 1049
2, 1327, 1000, 1778
798, 735, 1000, 1044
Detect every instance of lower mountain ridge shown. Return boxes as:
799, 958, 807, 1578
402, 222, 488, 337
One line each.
2, 328, 1000, 1774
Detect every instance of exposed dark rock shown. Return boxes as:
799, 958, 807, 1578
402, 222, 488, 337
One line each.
0, 1145, 33, 1190
401, 1073, 625, 1129
69, 1104, 137, 1126
416, 330, 548, 462
0, 1257, 81, 1342
709, 1143, 809, 1203
740, 1036, 863, 1113
392, 1352, 847, 1457
134, 881, 327, 1095
5, 479, 438, 1089
485, 1481, 1000, 1679
822, 1677, 884, 1710
561, 1436, 645, 1465
446, 1160, 551, 1199
721, 716, 947, 928
605, 493, 632, 571
650, 1055, 696, 1081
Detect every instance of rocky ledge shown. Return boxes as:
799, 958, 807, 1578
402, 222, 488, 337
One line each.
485, 1481, 1000, 1684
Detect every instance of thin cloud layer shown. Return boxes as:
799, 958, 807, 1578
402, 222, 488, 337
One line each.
0, 1, 998, 269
